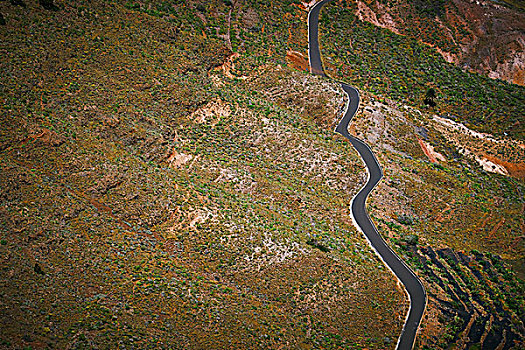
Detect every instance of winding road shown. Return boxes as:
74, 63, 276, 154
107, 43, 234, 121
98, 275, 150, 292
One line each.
308, 1, 427, 349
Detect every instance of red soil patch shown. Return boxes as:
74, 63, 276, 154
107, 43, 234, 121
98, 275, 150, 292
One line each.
417, 137, 438, 163
484, 154, 525, 179
348, 123, 357, 136
286, 50, 309, 71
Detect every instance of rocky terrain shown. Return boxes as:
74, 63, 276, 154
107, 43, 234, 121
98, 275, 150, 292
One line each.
350, 0, 525, 86
0, 0, 523, 349
319, 0, 525, 141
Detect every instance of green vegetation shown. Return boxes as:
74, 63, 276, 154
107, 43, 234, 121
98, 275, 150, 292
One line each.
319, 1, 525, 139
0, 0, 405, 348
0, 0, 523, 348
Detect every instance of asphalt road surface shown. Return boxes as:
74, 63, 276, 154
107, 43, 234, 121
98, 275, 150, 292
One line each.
308, 0, 332, 76
308, 1, 427, 349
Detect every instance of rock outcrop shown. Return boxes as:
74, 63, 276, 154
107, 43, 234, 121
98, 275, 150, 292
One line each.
354, 0, 525, 86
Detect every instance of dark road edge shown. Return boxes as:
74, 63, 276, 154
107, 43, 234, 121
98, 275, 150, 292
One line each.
307, 1, 427, 349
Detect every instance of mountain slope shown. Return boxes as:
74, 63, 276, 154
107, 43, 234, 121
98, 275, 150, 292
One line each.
0, 0, 523, 349
350, 0, 525, 86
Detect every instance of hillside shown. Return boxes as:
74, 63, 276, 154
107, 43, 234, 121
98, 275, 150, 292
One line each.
349, 0, 525, 86
0, 0, 524, 349
318, 0, 525, 140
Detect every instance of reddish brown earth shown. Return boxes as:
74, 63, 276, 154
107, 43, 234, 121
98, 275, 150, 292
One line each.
354, 0, 525, 86
484, 154, 525, 178
286, 50, 309, 71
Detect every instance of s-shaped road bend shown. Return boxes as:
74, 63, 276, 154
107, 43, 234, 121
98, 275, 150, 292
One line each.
308, 1, 427, 349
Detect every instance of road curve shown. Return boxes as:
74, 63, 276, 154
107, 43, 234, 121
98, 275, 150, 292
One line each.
307, 0, 332, 76
308, 1, 427, 349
